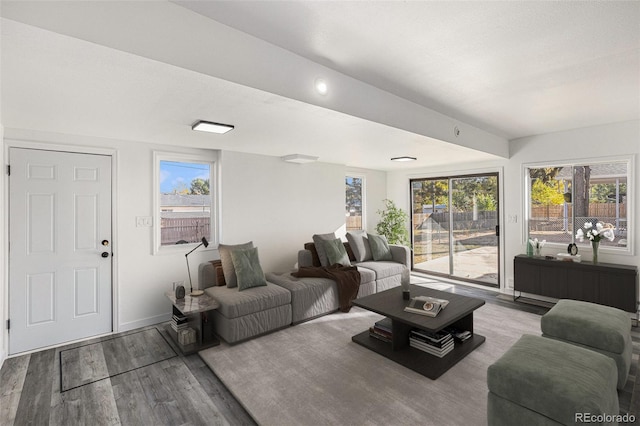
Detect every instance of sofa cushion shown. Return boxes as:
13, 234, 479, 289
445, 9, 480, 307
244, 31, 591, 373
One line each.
322, 238, 351, 266
205, 282, 291, 319
346, 230, 373, 262
355, 266, 377, 284
231, 247, 268, 291
312, 233, 337, 267
368, 234, 393, 261
356, 261, 404, 280
219, 241, 254, 288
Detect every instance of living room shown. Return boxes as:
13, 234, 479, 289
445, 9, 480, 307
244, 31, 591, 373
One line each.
0, 1, 639, 424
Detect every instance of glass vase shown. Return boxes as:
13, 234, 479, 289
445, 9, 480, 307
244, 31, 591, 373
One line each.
592, 240, 599, 264
534, 246, 541, 257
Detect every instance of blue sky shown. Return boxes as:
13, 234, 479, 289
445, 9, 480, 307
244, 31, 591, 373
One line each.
160, 161, 210, 193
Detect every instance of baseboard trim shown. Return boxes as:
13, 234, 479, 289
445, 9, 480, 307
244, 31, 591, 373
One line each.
119, 313, 171, 333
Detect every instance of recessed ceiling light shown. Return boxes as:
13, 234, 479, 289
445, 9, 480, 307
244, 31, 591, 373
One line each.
281, 154, 319, 164
315, 78, 328, 95
192, 120, 234, 134
391, 156, 417, 162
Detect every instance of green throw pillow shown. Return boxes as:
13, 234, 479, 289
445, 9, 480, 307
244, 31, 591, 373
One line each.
218, 241, 254, 288
321, 238, 351, 266
230, 247, 268, 291
368, 234, 393, 261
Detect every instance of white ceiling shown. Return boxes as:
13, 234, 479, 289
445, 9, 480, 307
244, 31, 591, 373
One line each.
1, 1, 639, 171
178, 0, 640, 140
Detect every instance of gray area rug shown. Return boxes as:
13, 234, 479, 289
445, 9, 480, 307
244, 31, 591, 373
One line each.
200, 304, 532, 425
60, 328, 176, 392
200, 302, 639, 426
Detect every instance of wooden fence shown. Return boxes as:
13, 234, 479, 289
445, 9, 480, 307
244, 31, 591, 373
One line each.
161, 217, 210, 245
346, 215, 362, 231
531, 203, 626, 219
413, 211, 497, 231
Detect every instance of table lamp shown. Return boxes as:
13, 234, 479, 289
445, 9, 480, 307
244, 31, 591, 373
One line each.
185, 237, 209, 296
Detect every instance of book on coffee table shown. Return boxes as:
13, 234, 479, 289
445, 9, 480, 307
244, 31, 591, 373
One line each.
404, 296, 449, 317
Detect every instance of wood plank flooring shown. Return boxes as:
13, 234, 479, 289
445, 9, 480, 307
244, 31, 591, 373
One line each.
0, 327, 256, 426
1, 277, 637, 425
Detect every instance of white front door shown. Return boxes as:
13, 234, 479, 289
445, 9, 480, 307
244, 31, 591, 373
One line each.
9, 148, 112, 354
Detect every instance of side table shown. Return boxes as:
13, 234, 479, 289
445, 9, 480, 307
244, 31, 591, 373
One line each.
164, 291, 220, 355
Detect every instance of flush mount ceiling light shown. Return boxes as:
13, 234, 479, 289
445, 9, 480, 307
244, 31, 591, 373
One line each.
281, 154, 319, 164
192, 120, 234, 134
391, 156, 417, 162
314, 78, 328, 95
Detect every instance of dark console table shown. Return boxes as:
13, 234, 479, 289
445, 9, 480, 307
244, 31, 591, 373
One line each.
513, 255, 638, 313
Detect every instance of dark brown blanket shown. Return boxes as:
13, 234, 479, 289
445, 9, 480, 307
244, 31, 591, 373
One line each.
292, 264, 361, 312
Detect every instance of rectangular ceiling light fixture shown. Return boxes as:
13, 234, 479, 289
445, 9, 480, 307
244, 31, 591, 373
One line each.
192, 120, 234, 134
281, 154, 319, 164
391, 156, 417, 162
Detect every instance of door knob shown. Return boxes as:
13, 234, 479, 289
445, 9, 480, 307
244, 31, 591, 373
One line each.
102, 240, 110, 246
101, 252, 109, 258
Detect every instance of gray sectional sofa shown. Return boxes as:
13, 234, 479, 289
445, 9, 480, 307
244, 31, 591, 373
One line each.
267, 234, 410, 324
197, 232, 410, 343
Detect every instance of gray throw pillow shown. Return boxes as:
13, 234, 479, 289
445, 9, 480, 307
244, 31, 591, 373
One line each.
230, 247, 268, 291
322, 238, 351, 266
312, 233, 337, 267
346, 230, 373, 262
368, 234, 393, 261
219, 241, 254, 288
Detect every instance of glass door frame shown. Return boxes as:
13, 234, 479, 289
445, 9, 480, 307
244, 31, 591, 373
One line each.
410, 172, 501, 288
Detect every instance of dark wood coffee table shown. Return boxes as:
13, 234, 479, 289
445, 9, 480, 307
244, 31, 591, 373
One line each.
352, 284, 486, 379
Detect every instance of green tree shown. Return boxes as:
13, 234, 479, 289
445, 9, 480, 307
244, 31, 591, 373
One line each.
376, 199, 410, 246
190, 178, 210, 195
530, 179, 565, 205
476, 193, 496, 211
345, 177, 362, 214
590, 183, 627, 203
412, 180, 448, 213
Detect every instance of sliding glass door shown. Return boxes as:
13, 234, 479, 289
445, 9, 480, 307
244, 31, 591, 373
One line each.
411, 173, 499, 287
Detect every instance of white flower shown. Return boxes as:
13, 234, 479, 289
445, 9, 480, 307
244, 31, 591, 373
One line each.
602, 229, 615, 241
576, 221, 616, 245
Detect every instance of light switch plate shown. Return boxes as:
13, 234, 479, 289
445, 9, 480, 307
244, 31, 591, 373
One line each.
136, 216, 152, 227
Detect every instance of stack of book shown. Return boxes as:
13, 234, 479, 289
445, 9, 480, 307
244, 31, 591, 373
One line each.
171, 312, 189, 333
409, 329, 454, 358
369, 317, 393, 343
444, 326, 472, 343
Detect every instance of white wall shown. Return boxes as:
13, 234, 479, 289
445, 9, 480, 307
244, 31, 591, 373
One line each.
0, 128, 386, 356
387, 120, 640, 294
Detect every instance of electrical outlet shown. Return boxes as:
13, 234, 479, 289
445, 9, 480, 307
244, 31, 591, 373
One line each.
136, 216, 152, 227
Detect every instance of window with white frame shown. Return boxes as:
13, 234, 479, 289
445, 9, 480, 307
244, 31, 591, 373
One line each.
346, 175, 365, 231
525, 158, 631, 252
154, 152, 217, 252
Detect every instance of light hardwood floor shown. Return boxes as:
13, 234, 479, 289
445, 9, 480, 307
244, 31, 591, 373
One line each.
1, 280, 638, 425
